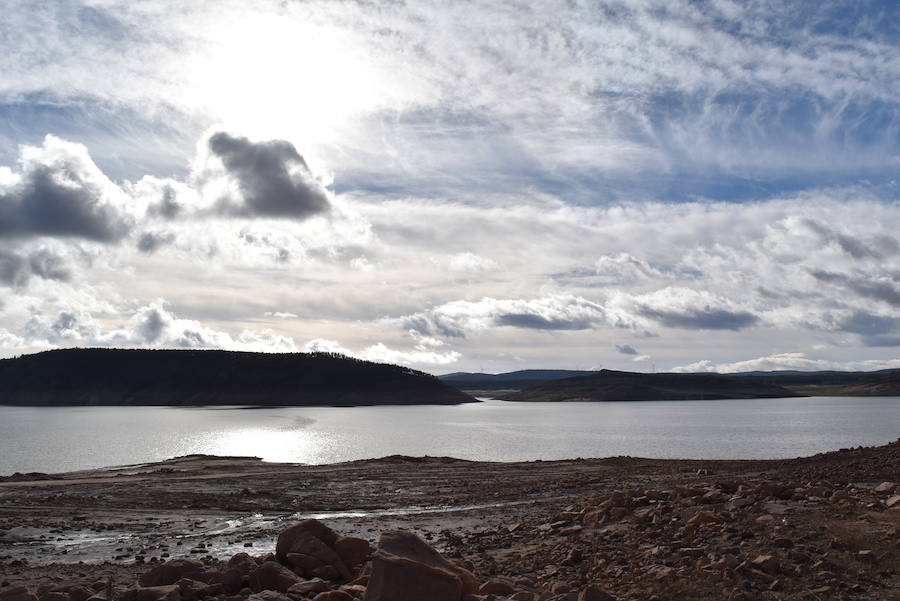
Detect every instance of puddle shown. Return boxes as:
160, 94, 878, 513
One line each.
0, 499, 533, 565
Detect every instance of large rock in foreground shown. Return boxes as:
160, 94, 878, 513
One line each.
364, 530, 477, 601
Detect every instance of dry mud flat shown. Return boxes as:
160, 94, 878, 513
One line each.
0, 440, 898, 600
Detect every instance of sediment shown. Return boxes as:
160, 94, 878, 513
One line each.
1, 441, 899, 600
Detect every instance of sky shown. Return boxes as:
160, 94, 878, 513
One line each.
1, 0, 900, 374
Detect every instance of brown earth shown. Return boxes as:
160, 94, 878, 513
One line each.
1, 441, 899, 600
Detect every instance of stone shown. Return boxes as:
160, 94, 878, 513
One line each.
276, 520, 351, 580
66, 588, 93, 601
364, 530, 464, 601
0, 587, 38, 601
579, 585, 616, 601
885, 495, 900, 508
334, 537, 371, 568
39, 593, 68, 601
119, 586, 181, 601
287, 580, 329, 596
751, 555, 779, 574
250, 562, 301, 593
479, 580, 516, 596
246, 592, 292, 601
313, 593, 354, 601
874, 482, 897, 494
286, 553, 326, 573
227, 553, 258, 574
140, 560, 206, 587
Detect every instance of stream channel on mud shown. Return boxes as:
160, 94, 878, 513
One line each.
2, 397, 899, 474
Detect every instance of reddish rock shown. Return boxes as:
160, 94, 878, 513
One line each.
364, 530, 464, 601
0, 587, 38, 601
286, 552, 326, 573
334, 537, 372, 568
579, 585, 616, 601
751, 555, 780, 574
312, 592, 354, 601
246, 592, 292, 601
479, 580, 516, 596
276, 520, 351, 580
227, 553, 258, 574
119, 585, 181, 601
874, 482, 897, 494
139, 560, 205, 587
250, 561, 301, 593
287, 579, 329, 596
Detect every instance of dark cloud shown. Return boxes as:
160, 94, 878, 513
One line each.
811, 270, 900, 307
137, 230, 175, 254
0, 248, 71, 286
639, 306, 759, 331
616, 344, 638, 355
402, 314, 467, 338
147, 185, 183, 220
0, 164, 131, 242
835, 310, 900, 337
802, 219, 882, 260
495, 313, 594, 330
207, 132, 330, 219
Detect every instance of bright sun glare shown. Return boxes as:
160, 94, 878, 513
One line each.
185, 14, 382, 147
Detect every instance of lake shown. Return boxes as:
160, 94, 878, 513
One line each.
1, 396, 898, 475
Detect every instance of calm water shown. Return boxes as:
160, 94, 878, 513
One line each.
1, 397, 898, 475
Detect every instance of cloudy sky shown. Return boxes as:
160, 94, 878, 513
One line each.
2, 0, 900, 374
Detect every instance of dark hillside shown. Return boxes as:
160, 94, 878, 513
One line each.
0, 348, 475, 406
503, 369, 802, 402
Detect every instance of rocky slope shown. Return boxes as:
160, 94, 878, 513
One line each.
0, 348, 474, 406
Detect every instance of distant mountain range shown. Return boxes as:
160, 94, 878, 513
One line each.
0, 348, 475, 406
440, 367, 900, 400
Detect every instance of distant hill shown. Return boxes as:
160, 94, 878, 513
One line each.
0, 348, 476, 406
501, 370, 802, 402
439, 369, 598, 391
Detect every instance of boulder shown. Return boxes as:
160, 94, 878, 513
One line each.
250, 561, 301, 593
479, 580, 516, 596
364, 530, 466, 601
140, 560, 205, 587
334, 536, 372, 568
287, 580, 329, 596
227, 553, 258, 574
276, 520, 351, 580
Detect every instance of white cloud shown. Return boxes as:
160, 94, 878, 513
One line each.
303, 337, 460, 366
672, 352, 900, 374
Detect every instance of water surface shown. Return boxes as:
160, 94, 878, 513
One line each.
1, 396, 898, 474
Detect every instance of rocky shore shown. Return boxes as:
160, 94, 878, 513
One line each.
1, 441, 899, 600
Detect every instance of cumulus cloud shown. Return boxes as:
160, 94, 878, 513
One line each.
672, 353, 900, 374
303, 337, 460, 366
615, 344, 638, 356
0, 247, 71, 287
0, 136, 132, 241
203, 132, 330, 219
400, 295, 608, 338
11, 302, 298, 353
136, 230, 175, 254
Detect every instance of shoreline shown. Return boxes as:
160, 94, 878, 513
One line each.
1, 440, 898, 599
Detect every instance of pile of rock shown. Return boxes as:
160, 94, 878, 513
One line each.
2, 519, 614, 601
437, 478, 899, 600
